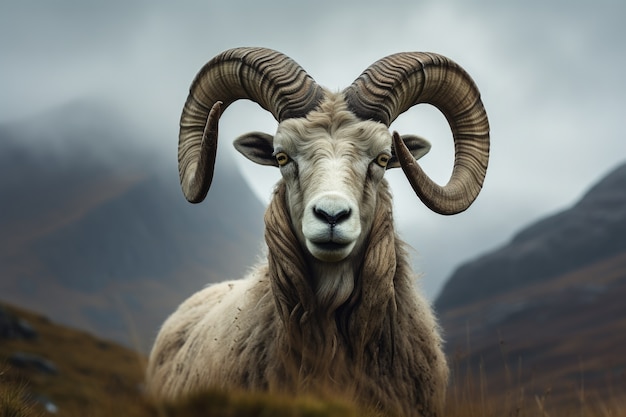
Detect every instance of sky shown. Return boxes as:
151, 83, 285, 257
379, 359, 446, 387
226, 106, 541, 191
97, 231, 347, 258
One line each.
1, 0, 624, 299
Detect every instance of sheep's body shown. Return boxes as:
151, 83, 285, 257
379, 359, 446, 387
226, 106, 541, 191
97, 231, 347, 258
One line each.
146, 47, 489, 417
147, 181, 448, 416
148, 273, 277, 394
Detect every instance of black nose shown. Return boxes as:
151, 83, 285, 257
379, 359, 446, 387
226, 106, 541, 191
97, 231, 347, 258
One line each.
313, 206, 351, 226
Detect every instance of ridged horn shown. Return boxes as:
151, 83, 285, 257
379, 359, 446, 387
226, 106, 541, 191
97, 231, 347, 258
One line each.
179, 47, 325, 203
343, 52, 490, 215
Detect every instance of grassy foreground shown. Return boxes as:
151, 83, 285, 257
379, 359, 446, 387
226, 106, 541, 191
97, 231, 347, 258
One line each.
1, 302, 624, 417
3, 366, 626, 417
0, 379, 370, 417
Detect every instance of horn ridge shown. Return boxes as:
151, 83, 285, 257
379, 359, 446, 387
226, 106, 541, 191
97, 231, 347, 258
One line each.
345, 52, 490, 214
178, 47, 324, 203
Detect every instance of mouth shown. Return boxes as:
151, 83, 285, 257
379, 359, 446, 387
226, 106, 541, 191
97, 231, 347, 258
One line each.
313, 241, 350, 251
306, 239, 355, 262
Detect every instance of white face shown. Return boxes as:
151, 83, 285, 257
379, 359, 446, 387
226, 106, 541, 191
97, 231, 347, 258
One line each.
273, 116, 392, 263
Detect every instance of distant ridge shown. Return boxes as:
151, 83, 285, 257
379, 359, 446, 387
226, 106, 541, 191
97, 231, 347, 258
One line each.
436, 161, 626, 312
0, 98, 266, 349
434, 160, 626, 407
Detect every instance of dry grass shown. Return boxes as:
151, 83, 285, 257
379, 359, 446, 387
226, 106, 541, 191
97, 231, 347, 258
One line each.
3, 360, 625, 417
1, 301, 625, 416
149, 389, 373, 417
443, 344, 626, 417
0, 371, 40, 417
0, 373, 366, 417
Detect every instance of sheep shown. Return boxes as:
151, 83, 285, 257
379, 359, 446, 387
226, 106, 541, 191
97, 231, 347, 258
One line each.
146, 47, 490, 417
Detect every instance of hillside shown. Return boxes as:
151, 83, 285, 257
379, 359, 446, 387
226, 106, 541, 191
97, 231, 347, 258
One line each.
2, 298, 623, 416
0, 302, 369, 417
0, 302, 147, 416
436, 162, 626, 312
435, 161, 626, 407
0, 99, 266, 350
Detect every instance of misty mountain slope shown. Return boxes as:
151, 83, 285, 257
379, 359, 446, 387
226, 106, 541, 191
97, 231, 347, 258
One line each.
435, 161, 626, 312
0, 99, 266, 348
440, 251, 626, 407
434, 161, 626, 406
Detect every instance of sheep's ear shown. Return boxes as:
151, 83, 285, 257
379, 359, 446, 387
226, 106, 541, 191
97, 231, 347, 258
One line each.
233, 132, 278, 167
388, 134, 431, 169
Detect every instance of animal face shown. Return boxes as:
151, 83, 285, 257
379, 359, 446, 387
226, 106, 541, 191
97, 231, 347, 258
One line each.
235, 95, 430, 263
276, 115, 390, 263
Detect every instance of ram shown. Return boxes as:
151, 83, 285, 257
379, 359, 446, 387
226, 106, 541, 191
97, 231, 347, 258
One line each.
146, 47, 489, 417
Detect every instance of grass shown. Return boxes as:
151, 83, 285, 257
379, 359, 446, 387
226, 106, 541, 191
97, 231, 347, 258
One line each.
0, 371, 40, 417
151, 389, 371, 417
3, 360, 625, 417
0, 373, 366, 417
442, 342, 626, 417
1, 301, 625, 417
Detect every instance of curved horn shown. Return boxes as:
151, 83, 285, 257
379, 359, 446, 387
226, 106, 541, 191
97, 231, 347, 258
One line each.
179, 47, 325, 203
343, 52, 490, 215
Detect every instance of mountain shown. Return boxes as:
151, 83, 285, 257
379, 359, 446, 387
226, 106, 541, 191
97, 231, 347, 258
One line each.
435, 161, 626, 407
436, 162, 626, 312
0, 99, 266, 350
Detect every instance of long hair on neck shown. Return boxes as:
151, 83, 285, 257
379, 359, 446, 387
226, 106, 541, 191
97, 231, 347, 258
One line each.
264, 180, 400, 393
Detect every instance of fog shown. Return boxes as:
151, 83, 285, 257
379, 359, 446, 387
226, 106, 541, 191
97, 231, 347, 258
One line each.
1, 0, 624, 298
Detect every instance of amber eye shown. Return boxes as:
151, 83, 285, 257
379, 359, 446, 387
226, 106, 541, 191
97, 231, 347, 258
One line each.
275, 151, 290, 167
375, 153, 390, 168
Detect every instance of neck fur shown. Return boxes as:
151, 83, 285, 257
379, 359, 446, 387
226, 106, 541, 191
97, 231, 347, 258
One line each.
264, 180, 400, 390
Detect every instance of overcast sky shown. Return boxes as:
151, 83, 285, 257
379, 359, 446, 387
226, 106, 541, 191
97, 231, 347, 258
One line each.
1, 1, 624, 299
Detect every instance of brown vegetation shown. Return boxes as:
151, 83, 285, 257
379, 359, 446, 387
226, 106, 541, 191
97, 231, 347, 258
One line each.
1, 302, 625, 417
0, 303, 147, 416
440, 251, 626, 414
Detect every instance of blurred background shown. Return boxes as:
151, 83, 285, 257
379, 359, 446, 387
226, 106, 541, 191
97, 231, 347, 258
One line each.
1, 0, 625, 410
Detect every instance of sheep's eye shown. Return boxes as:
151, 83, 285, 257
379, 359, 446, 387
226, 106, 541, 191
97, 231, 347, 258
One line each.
275, 151, 290, 167
375, 153, 390, 168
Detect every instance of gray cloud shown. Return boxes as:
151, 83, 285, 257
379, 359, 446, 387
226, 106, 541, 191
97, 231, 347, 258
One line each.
1, 0, 624, 299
